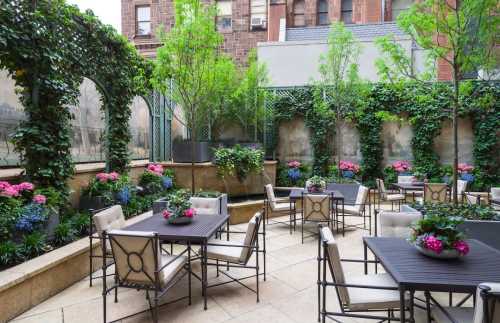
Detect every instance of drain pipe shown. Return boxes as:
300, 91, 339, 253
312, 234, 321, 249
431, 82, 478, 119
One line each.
381, 0, 385, 22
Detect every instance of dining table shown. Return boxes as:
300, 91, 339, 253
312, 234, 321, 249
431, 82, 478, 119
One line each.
122, 212, 230, 310
363, 237, 500, 323
392, 182, 425, 202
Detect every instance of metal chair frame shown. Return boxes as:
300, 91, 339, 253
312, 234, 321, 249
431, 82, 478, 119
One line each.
302, 192, 334, 243
334, 188, 372, 236
88, 206, 116, 287
102, 231, 191, 323
264, 186, 296, 234
376, 179, 405, 211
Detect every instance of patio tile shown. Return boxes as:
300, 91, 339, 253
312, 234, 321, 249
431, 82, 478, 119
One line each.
11, 308, 63, 323
219, 304, 295, 323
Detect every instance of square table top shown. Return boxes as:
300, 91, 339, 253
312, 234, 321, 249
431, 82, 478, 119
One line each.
364, 237, 500, 293
289, 188, 344, 201
123, 213, 230, 242
392, 182, 425, 190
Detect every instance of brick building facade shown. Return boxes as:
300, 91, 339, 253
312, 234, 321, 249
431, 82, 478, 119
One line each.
122, 0, 414, 64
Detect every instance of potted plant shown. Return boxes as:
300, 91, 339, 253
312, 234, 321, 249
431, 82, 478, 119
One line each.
458, 163, 474, 183
80, 172, 129, 210
161, 190, 196, 225
287, 160, 302, 185
339, 160, 360, 179
410, 214, 470, 259
213, 145, 264, 183
138, 164, 175, 195
306, 176, 327, 193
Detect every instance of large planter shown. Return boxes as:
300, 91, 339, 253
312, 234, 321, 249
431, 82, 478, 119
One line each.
43, 208, 60, 241
152, 197, 169, 215
79, 195, 109, 211
459, 220, 500, 251
172, 140, 211, 163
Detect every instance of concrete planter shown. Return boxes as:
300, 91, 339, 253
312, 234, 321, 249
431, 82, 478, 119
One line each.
459, 220, 500, 251
172, 140, 211, 163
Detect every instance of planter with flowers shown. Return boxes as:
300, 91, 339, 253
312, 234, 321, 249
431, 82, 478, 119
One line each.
80, 172, 129, 210
306, 176, 327, 193
410, 214, 469, 259
287, 160, 302, 185
138, 163, 175, 195
161, 190, 196, 225
339, 160, 360, 179
458, 163, 474, 183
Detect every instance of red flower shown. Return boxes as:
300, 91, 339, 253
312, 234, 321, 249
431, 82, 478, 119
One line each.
162, 210, 171, 219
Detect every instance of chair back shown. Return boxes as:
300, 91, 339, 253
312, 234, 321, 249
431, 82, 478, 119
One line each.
189, 197, 220, 215
239, 212, 262, 263
107, 230, 161, 287
319, 226, 350, 305
303, 193, 331, 221
398, 176, 415, 184
93, 205, 126, 236
423, 183, 448, 203
491, 188, 500, 200
376, 178, 387, 199
379, 211, 422, 238
473, 283, 500, 323
265, 184, 277, 209
327, 183, 359, 205
351, 185, 369, 212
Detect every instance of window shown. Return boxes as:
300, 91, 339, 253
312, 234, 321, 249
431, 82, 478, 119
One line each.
250, 0, 267, 30
341, 0, 352, 24
317, 0, 329, 25
391, 0, 413, 20
216, 0, 232, 30
293, 0, 305, 27
136, 6, 151, 36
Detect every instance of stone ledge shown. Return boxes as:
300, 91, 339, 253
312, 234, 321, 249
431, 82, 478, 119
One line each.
0, 210, 153, 322
160, 160, 277, 168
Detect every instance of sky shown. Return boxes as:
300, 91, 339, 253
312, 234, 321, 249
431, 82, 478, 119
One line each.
66, 0, 122, 33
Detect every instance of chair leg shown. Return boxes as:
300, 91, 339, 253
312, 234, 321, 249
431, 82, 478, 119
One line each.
216, 259, 220, 277
425, 291, 432, 323
114, 274, 118, 303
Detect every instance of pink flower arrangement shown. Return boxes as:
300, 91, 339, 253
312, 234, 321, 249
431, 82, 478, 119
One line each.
12, 182, 34, 192
453, 240, 470, 256
147, 163, 164, 176
0, 181, 36, 197
287, 160, 301, 169
392, 160, 412, 173
423, 235, 444, 254
457, 163, 474, 174
183, 208, 196, 218
33, 194, 47, 204
1, 185, 19, 197
162, 210, 171, 219
339, 160, 360, 173
95, 172, 120, 183
0, 181, 11, 190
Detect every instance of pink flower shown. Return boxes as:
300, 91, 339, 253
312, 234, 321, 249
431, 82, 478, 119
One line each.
96, 173, 110, 182
287, 160, 301, 168
453, 240, 470, 256
1, 186, 19, 197
147, 164, 164, 176
13, 182, 34, 192
392, 160, 411, 173
162, 210, 171, 219
0, 181, 12, 190
108, 172, 120, 181
424, 235, 443, 254
33, 194, 47, 204
339, 160, 360, 173
457, 163, 474, 174
184, 208, 196, 218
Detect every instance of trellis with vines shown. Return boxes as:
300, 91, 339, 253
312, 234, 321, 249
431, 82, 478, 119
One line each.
0, 1, 152, 199
266, 81, 500, 189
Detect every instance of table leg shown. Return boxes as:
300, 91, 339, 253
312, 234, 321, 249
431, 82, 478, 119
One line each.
424, 291, 431, 323
363, 241, 368, 275
400, 287, 406, 323
342, 200, 345, 237
409, 289, 415, 323
203, 242, 208, 310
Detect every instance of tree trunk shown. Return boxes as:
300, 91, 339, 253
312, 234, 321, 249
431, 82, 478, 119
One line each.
190, 112, 196, 194
452, 67, 460, 205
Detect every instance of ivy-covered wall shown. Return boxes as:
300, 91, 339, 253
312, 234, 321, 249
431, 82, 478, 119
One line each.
267, 81, 500, 189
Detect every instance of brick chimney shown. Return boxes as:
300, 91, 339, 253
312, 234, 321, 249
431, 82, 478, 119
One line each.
268, 0, 287, 41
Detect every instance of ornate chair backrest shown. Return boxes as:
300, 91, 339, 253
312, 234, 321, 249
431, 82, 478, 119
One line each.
379, 211, 422, 238
92, 205, 126, 237
303, 193, 331, 221
239, 212, 262, 264
352, 185, 369, 212
320, 226, 350, 306
107, 230, 161, 288
473, 283, 500, 323
265, 184, 277, 209
189, 197, 220, 215
376, 178, 387, 200
398, 176, 415, 184
423, 183, 448, 203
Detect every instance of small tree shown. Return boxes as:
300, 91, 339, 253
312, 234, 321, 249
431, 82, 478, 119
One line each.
317, 22, 365, 178
153, 0, 225, 193
376, 0, 499, 204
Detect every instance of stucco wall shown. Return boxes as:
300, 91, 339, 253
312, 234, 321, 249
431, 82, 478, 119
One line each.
257, 36, 426, 86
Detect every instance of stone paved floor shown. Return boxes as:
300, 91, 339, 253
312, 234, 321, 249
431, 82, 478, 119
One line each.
11, 208, 468, 323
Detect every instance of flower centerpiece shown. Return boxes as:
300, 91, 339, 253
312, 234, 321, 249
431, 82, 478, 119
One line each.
339, 160, 360, 179
139, 163, 174, 194
392, 160, 412, 175
458, 163, 474, 183
306, 176, 326, 193
287, 160, 302, 185
162, 190, 196, 225
410, 214, 469, 259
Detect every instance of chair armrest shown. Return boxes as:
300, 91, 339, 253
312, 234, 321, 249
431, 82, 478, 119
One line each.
205, 242, 256, 249
341, 258, 378, 264
157, 248, 189, 272
325, 281, 398, 291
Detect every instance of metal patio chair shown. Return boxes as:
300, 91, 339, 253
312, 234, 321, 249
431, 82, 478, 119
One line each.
416, 183, 448, 204
264, 184, 295, 233
302, 192, 333, 243
103, 230, 191, 323
376, 178, 406, 211
335, 185, 371, 235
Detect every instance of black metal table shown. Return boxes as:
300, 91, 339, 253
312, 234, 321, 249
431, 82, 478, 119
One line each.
123, 213, 230, 310
289, 189, 345, 234
392, 182, 424, 202
363, 237, 500, 322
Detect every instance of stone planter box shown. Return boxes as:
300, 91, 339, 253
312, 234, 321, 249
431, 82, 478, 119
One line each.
459, 220, 500, 251
172, 140, 211, 163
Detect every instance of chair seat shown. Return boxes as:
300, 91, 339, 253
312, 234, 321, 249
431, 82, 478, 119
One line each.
160, 254, 187, 285
342, 205, 362, 215
272, 203, 292, 212
346, 273, 402, 311
415, 197, 423, 204
386, 194, 405, 201
432, 306, 474, 323
204, 240, 244, 264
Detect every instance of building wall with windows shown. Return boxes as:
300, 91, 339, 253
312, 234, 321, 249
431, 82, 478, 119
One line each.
122, 0, 414, 63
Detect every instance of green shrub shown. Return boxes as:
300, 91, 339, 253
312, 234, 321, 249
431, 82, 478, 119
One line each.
0, 241, 22, 267
53, 222, 77, 246
411, 202, 500, 221
20, 232, 47, 259
213, 145, 264, 182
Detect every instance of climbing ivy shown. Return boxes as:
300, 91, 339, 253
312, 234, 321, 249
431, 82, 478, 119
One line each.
0, 1, 151, 198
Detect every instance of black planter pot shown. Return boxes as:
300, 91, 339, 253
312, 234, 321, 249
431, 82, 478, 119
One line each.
172, 140, 211, 163
43, 208, 60, 241
153, 197, 169, 215
79, 195, 109, 211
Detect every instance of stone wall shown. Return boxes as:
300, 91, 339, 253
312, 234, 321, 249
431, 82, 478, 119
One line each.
274, 116, 476, 166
